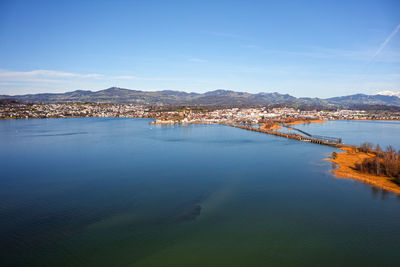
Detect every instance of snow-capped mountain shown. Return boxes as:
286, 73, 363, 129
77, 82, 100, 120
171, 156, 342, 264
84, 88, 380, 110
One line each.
377, 91, 400, 98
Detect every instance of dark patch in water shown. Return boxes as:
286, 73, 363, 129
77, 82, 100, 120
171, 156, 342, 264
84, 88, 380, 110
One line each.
176, 205, 202, 222
29, 132, 88, 137
163, 138, 185, 142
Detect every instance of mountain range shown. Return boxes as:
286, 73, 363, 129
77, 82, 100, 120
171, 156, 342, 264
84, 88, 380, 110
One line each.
1, 87, 400, 107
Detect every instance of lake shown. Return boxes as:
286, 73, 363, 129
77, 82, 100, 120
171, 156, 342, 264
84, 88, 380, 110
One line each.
284, 120, 400, 150
1, 118, 400, 266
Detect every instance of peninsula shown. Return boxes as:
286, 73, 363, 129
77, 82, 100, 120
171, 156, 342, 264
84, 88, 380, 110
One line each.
326, 145, 400, 195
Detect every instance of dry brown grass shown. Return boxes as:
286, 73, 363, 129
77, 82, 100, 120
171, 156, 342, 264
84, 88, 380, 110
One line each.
285, 119, 326, 125
326, 147, 400, 195
260, 122, 282, 130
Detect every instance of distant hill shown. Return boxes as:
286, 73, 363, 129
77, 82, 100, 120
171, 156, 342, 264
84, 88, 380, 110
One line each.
1, 87, 400, 107
327, 94, 400, 106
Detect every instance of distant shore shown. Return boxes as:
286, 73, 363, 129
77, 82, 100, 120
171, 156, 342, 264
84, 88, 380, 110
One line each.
326, 148, 400, 195
352, 119, 400, 122
261, 119, 326, 131
284, 119, 326, 125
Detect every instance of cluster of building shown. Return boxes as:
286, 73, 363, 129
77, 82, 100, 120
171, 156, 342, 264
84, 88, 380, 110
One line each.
1, 103, 399, 122
154, 107, 400, 124
0, 103, 150, 119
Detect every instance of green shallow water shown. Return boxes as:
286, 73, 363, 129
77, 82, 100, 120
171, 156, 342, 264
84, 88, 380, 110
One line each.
0, 118, 399, 266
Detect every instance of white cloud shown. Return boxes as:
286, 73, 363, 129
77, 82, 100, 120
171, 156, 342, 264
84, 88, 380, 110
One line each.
0, 69, 179, 84
377, 90, 400, 97
208, 31, 243, 39
113, 75, 178, 81
113, 75, 139, 80
188, 58, 208, 63
0, 69, 102, 94
0, 69, 101, 80
248, 46, 400, 63
245, 44, 258, 49
0, 69, 184, 95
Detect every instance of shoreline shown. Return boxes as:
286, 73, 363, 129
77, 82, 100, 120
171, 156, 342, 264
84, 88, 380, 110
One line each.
353, 118, 400, 121
284, 119, 326, 126
325, 148, 400, 195
260, 119, 326, 131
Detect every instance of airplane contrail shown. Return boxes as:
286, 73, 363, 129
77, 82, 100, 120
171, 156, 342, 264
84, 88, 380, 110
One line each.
370, 23, 400, 62
357, 23, 400, 91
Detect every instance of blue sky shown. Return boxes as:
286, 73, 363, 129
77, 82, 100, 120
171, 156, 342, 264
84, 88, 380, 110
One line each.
0, 0, 399, 97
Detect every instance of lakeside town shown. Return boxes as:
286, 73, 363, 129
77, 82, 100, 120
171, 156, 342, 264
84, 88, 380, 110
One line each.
1, 102, 400, 123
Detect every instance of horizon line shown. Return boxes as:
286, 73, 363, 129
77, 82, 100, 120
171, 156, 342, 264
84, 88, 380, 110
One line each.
1, 86, 399, 98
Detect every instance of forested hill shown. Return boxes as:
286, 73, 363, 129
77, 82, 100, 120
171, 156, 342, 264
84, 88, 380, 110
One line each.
1, 87, 400, 107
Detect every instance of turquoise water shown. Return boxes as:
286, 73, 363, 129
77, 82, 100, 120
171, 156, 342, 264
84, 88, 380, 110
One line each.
1, 118, 400, 266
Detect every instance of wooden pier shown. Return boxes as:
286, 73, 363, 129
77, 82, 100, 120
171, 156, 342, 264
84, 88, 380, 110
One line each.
223, 123, 343, 148
280, 124, 342, 144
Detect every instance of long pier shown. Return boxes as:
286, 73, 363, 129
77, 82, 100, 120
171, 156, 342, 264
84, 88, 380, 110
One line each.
223, 123, 343, 147
280, 124, 342, 144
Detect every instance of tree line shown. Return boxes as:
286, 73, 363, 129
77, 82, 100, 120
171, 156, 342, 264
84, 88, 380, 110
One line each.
354, 142, 400, 183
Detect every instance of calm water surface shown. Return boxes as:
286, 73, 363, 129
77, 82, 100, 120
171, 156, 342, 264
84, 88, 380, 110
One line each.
284, 120, 400, 150
0, 118, 399, 266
